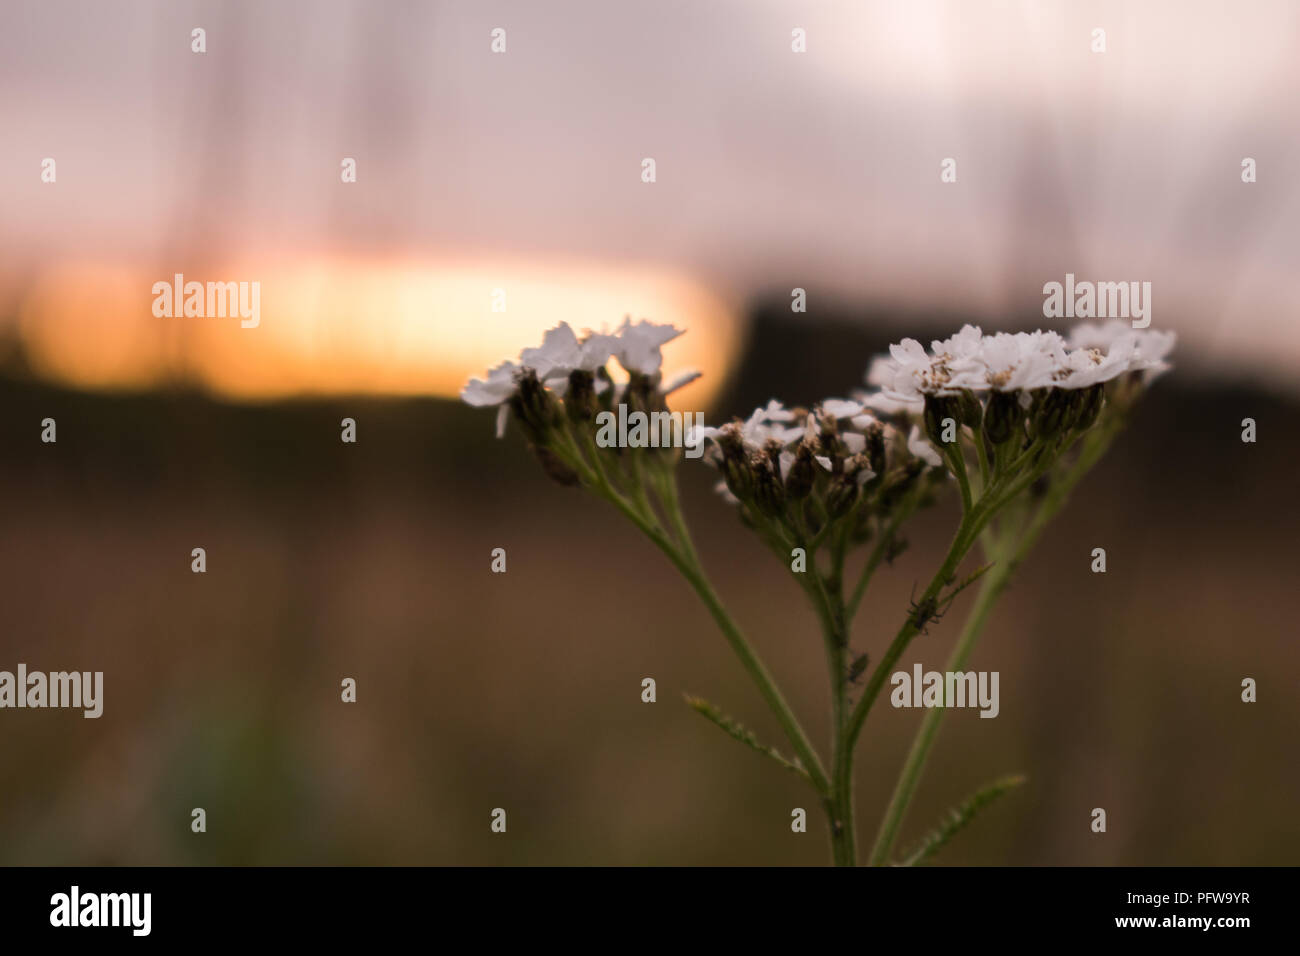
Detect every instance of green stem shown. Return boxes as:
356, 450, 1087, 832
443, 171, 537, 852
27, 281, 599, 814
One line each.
834, 483, 1004, 866
974, 432, 990, 489
948, 444, 973, 515
844, 501, 988, 751
823, 524, 856, 865
846, 484, 921, 619
866, 421, 1124, 864
646, 472, 832, 798
867, 558, 1012, 865
780, 510, 856, 865
551, 433, 831, 798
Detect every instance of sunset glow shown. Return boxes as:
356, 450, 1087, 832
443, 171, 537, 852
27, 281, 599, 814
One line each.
14, 259, 742, 407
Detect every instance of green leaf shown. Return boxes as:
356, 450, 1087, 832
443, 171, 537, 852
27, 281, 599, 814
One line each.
685, 695, 810, 782
939, 562, 995, 609
897, 773, 1026, 866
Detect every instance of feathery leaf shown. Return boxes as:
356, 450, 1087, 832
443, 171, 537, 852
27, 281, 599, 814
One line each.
685, 695, 810, 782
898, 773, 1026, 866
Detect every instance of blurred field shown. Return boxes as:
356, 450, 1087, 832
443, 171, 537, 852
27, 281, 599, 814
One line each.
0, 312, 1296, 865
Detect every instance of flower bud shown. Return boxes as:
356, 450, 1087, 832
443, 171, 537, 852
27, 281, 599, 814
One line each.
806, 408, 839, 462
509, 370, 559, 444
715, 423, 755, 502
530, 443, 579, 486
595, 366, 616, 412
863, 422, 887, 476
566, 370, 598, 423
750, 453, 785, 517
844, 452, 873, 484
784, 442, 817, 500
715, 422, 745, 459
623, 372, 657, 414
825, 472, 859, 518
923, 394, 960, 446
1074, 383, 1104, 432
957, 389, 983, 429
1031, 388, 1073, 440
880, 458, 925, 510
982, 391, 1022, 446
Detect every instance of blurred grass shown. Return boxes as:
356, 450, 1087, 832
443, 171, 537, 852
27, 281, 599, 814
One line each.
0, 314, 1296, 865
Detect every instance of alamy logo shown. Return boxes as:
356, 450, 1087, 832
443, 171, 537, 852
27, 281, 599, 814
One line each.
594, 404, 704, 459
0, 664, 102, 718
50, 886, 151, 936
152, 273, 260, 328
890, 663, 999, 718
1042, 273, 1150, 328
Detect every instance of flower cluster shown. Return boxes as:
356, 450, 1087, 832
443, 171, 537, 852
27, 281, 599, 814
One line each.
458, 315, 1174, 866
690, 399, 946, 544
462, 317, 1174, 522
862, 322, 1175, 453
463, 316, 1177, 538
868, 322, 1174, 402
461, 318, 699, 437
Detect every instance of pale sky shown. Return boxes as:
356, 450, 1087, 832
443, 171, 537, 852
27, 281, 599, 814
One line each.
2, 0, 1297, 397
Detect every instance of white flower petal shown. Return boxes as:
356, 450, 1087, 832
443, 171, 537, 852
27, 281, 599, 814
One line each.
907, 425, 944, 467
460, 360, 519, 407
821, 398, 864, 419
841, 432, 866, 454
520, 322, 582, 379
661, 368, 702, 395
615, 319, 685, 374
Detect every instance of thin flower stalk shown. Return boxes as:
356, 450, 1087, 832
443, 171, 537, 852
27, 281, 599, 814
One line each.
462, 318, 1173, 865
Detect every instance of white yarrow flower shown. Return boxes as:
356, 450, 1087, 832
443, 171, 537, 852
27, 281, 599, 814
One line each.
461, 360, 519, 408
615, 319, 685, 375
820, 398, 864, 420
740, 407, 803, 448
907, 425, 944, 467
980, 332, 1058, 391
460, 361, 521, 438
662, 368, 703, 395
1129, 329, 1177, 381
519, 322, 582, 380
756, 398, 799, 423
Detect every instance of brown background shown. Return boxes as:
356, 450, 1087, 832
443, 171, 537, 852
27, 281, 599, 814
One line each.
1, 310, 1295, 865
